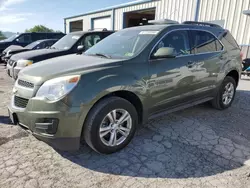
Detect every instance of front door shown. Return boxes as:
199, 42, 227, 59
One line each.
15, 34, 32, 47
147, 30, 197, 114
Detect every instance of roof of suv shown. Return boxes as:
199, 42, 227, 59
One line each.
123, 21, 225, 38
69, 30, 114, 36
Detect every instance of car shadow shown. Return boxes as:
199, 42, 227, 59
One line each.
0, 115, 12, 125
58, 89, 250, 179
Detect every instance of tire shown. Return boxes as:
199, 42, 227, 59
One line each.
83, 96, 138, 154
211, 76, 236, 110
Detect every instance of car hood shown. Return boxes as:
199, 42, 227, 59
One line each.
11, 48, 65, 61
18, 54, 123, 85
4, 45, 23, 53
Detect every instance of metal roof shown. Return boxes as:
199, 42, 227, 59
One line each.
64, 0, 155, 20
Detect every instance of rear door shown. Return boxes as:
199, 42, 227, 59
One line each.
148, 29, 198, 114
189, 30, 225, 98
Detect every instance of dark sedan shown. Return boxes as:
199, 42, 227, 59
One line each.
2, 39, 58, 64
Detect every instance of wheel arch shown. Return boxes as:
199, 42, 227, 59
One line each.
79, 89, 145, 141
225, 69, 240, 86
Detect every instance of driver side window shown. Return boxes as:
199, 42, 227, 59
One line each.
152, 30, 191, 57
17, 34, 32, 43
78, 34, 101, 50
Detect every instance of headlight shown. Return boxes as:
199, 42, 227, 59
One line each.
17, 59, 33, 67
36, 75, 80, 101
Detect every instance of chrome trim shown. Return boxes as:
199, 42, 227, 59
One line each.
15, 79, 34, 91
149, 28, 225, 60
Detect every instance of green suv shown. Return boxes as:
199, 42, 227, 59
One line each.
8, 21, 242, 154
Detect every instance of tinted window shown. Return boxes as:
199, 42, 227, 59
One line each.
152, 30, 191, 57
191, 31, 223, 53
79, 34, 101, 50
17, 34, 32, 43
220, 32, 239, 51
46, 40, 56, 47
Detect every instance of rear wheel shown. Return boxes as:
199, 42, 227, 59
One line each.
83, 96, 138, 154
211, 76, 236, 110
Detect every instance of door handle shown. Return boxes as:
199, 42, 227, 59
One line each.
187, 61, 195, 68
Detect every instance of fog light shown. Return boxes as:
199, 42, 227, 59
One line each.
35, 118, 59, 134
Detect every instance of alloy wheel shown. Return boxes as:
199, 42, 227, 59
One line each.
99, 109, 132, 147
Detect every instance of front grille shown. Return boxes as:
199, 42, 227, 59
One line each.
18, 79, 34, 88
14, 96, 29, 108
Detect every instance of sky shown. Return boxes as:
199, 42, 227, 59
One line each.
0, 0, 142, 33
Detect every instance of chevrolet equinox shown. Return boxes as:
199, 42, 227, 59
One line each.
8, 21, 242, 154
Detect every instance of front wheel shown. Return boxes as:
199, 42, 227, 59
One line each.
83, 96, 138, 154
211, 76, 236, 110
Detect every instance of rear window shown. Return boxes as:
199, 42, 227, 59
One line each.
190, 30, 223, 54
220, 32, 239, 51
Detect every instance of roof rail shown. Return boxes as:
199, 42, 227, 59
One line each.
182, 21, 222, 28
148, 19, 179, 25
88, 28, 108, 31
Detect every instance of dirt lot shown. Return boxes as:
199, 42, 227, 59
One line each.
0, 64, 250, 188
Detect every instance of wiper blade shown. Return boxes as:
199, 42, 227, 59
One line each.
94, 53, 111, 59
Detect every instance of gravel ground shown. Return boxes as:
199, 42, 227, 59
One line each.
0, 64, 250, 188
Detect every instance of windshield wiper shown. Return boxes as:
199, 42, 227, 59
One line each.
50, 46, 57, 49
93, 53, 111, 59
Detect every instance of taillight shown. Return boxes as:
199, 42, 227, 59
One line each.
240, 52, 244, 61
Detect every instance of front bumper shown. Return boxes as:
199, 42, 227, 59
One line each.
8, 95, 83, 150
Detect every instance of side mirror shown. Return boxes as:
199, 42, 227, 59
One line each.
77, 45, 85, 52
152, 47, 176, 59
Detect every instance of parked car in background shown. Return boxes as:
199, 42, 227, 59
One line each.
6, 29, 114, 79
2, 39, 58, 64
8, 21, 242, 154
0, 32, 65, 62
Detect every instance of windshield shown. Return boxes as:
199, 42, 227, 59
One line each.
85, 29, 158, 59
51, 34, 80, 50
25, 41, 40, 49
4, 34, 19, 42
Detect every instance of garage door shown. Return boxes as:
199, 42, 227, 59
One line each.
93, 17, 111, 30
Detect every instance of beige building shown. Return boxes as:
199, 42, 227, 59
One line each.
65, 0, 250, 45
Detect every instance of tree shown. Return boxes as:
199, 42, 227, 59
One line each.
25, 25, 55, 33
0, 31, 6, 40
